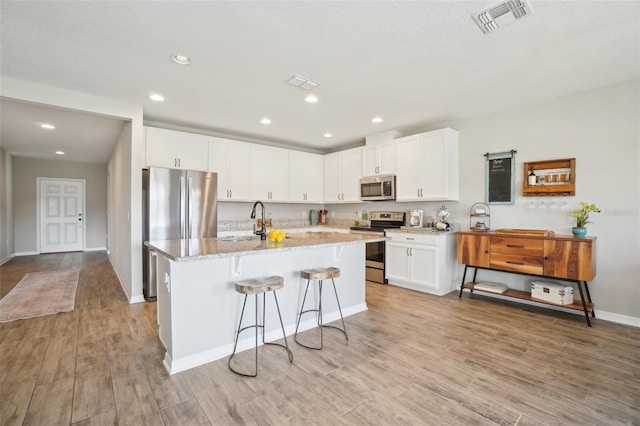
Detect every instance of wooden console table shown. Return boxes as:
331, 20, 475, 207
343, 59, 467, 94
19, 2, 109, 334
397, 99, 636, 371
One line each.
457, 231, 597, 326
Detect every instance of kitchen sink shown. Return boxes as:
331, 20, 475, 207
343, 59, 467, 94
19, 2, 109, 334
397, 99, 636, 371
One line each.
218, 235, 260, 242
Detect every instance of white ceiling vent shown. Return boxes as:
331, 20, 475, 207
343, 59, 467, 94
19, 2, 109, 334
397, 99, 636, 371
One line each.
287, 75, 318, 90
472, 0, 531, 34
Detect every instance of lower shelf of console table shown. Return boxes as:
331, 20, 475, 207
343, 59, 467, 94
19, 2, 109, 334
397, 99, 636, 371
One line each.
458, 266, 595, 327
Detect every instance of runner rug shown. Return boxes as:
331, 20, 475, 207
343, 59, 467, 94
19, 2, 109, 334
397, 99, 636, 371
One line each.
0, 270, 79, 323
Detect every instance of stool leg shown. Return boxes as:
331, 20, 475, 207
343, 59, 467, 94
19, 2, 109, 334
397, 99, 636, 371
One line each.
294, 280, 312, 338
318, 279, 324, 349
229, 294, 259, 377
295, 279, 324, 350
331, 278, 348, 342
270, 292, 293, 362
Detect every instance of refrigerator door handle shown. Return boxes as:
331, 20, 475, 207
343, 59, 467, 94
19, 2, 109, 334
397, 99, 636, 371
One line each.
180, 175, 187, 239
187, 175, 193, 239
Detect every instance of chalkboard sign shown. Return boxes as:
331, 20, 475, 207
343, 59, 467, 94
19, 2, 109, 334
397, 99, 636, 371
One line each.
485, 151, 515, 205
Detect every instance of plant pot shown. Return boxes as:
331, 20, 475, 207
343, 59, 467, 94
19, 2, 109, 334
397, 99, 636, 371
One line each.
572, 227, 587, 237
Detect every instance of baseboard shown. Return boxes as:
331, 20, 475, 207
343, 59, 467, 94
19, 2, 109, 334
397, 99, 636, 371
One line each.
14, 251, 38, 256
0, 254, 15, 265
85, 247, 107, 252
596, 310, 640, 328
461, 288, 639, 328
108, 255, 132, 301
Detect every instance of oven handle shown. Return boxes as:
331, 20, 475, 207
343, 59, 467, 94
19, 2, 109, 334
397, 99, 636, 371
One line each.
349, 230, 385, 236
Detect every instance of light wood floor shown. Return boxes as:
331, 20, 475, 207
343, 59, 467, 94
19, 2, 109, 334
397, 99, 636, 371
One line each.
1, 252, 639, 425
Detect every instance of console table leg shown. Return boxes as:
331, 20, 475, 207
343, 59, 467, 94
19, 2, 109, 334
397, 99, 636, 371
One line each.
459, 265, 469, 298
582, 281, 596, 318
576, 281, 592, 327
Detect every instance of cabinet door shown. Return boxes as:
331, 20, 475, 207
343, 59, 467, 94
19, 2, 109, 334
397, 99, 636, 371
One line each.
457, 234, 490, 267
289, 151, 323, 203
377, 142, 396, 175
227, 142, 251, 201
420, 129, 458, 200
146, 127, 178, 169
341, 148, 362, 202
409, 244, 438, 291
395, 136, 421, 201
543, 239, 595, 281
324, 152, 342, 202
251, 145, 289, 202
385, 242, 410, 282
176, 132, 209, 171
362, 146, 379, 177
208, 137, 229, 196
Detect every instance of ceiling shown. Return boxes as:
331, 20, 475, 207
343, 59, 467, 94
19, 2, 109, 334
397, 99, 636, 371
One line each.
1, 1, 638, 163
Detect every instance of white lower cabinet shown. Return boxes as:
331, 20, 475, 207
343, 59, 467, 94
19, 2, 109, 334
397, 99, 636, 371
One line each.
385, 231, 457, 296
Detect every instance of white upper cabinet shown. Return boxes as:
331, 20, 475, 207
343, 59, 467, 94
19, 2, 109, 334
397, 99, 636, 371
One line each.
395, 128, 458, 201
145, 127, 209, 171
209, 137, 251, 202
250, 145, 289, 202
324, 147, 362, 203
289, 151, 324, 203
362, 141, 395, 176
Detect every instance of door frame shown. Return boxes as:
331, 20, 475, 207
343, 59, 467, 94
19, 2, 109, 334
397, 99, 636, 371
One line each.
36, 177, 87, 253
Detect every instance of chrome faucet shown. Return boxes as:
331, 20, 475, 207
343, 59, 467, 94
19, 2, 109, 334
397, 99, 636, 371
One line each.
250, 201, 267, 240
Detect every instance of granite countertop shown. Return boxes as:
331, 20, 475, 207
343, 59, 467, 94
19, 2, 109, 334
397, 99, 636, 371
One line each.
146, 231, 387, 262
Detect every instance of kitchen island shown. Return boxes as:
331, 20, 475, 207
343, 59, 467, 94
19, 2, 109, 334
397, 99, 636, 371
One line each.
146, 232, 386, 374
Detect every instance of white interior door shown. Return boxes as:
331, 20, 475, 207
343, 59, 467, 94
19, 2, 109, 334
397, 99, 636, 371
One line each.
39, 178, 85, 253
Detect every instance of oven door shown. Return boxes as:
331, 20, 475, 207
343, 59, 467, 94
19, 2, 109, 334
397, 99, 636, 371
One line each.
365, 240, 386, 284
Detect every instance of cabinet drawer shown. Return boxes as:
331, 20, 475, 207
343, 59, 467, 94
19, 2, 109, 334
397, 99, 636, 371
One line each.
490, 237, 543, 256
490, 253, 543, 275
386, 232, 440, 245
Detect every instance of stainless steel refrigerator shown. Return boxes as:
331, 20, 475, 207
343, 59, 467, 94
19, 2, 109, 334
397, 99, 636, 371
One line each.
142, 167, 218, 300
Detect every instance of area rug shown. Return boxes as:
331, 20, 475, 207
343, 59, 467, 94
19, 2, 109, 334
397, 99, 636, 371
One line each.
0, 270, 79, 323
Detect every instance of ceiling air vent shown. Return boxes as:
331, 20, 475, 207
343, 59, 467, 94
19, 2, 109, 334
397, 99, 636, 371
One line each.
472, 0, 531, 34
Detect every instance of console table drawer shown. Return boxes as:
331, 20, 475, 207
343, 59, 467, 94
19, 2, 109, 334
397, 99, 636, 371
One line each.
490, 253, 543, 275
491, 237, 543, 256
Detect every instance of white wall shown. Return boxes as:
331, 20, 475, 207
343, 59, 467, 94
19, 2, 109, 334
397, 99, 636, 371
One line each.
0, 148, 13, 263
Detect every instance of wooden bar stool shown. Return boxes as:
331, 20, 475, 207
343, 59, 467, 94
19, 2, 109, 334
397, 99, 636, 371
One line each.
294, 266, 348, 350
228, 275, 293, 377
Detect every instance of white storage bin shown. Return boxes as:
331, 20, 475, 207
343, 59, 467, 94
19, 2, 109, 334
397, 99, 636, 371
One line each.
531, 281, 574, 305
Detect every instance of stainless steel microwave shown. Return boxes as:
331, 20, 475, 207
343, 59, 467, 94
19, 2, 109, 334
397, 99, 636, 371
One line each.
360, 175, 396, 201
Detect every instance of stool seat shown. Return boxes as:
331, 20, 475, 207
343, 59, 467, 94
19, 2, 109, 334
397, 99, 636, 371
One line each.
300, 267, 340, 281
235, 276, 284, 294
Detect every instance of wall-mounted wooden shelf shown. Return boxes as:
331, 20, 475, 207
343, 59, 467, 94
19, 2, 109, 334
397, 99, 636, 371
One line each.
523, 158, 575, 196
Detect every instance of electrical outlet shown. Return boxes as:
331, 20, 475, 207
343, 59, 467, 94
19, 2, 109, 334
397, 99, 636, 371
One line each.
331, 211, 335, 218
302, 211, 306, 218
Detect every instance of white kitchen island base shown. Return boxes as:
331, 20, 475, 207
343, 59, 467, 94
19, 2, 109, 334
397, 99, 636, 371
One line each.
154, 242, 367, 374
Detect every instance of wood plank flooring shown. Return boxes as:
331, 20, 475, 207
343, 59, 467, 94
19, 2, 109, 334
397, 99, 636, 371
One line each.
1, 252, 639, 425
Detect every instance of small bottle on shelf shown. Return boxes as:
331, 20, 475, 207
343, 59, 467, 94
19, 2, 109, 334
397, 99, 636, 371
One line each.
528, 168, 537, 186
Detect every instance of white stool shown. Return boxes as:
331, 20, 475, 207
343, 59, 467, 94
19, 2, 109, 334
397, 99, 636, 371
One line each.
294, 267, 348, 350
228, 275, 293, 377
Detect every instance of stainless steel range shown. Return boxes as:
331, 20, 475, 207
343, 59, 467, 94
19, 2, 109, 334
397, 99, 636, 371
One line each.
349, 211, 405, 284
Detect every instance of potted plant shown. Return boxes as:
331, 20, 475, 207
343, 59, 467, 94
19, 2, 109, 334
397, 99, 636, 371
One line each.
571, 202, 600, 236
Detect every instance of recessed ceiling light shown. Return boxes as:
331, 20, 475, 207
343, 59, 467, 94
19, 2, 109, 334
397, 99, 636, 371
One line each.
55, 151, 65, 155
171, 54, 191, 65
41, 123, 55, 129
371, 116, 383, 123
305, 95, 319, 103
260, 118, 272, 125
323, 133, 332, 138
149, 94, 165, 102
